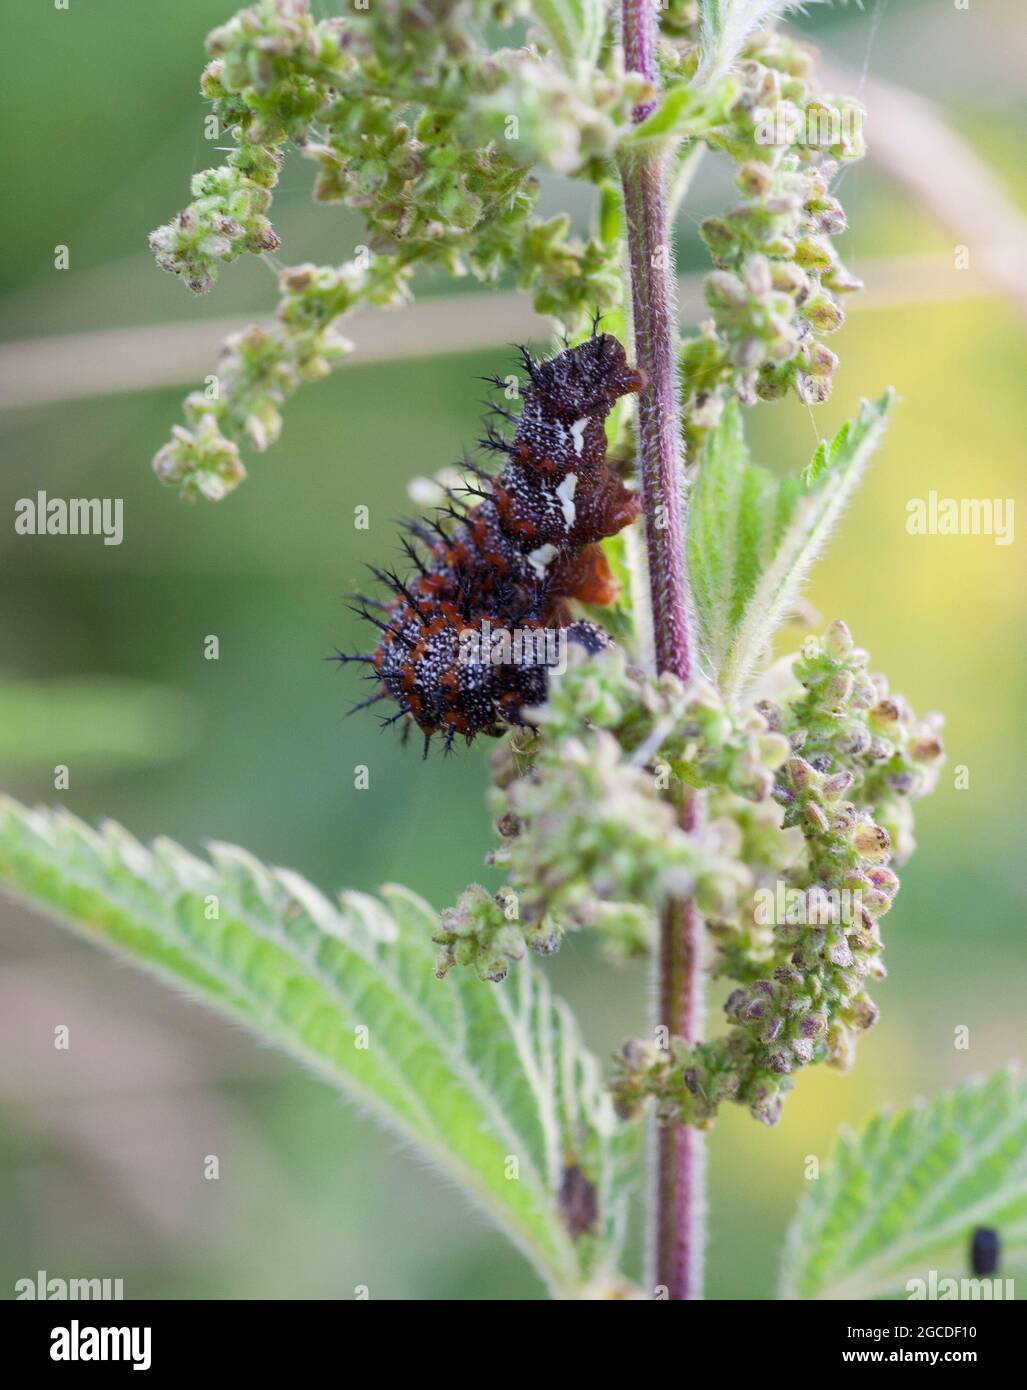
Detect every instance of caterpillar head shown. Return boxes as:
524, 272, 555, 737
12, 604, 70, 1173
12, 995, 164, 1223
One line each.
528, 334, 646, 422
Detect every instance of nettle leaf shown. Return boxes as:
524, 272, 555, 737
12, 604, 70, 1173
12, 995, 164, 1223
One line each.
689, 389, 895, 699
0, 796, 639, 1298
629, 81, 734, 142
695, 1, 822, 89
781, 1068, 1027, 1300
627, 3, 808, 140
687, 399, 767, 672
534, 0, 607, 68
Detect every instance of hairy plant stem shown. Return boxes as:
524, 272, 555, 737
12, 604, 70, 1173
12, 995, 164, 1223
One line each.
654, 795, 705, 1299
619, 0, 705, 1300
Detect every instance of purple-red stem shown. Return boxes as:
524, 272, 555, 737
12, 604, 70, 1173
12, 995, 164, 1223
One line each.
653, 799, 705, 1301
619, 0, 705, 1300
619, 15, 692, 686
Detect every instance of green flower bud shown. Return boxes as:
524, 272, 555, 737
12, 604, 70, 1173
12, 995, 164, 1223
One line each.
152, 416, 247, 502
794, 235, 834, 271
433, 883, 532, 984
801, 292, 845, 332
701, 217, 736, 259
737, 160, 775, 196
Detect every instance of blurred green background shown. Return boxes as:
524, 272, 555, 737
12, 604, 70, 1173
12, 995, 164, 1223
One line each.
0, 0, 1024, 1299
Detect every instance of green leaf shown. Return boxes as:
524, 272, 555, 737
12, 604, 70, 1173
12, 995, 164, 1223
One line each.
533, 0, 607, 68
687, 400, 739, 666
780, 1068, 1027, 1300
629, 83, 727, 142
0, 796, 639, 1297
689, 389, 895, 699
694, 1, 818, 89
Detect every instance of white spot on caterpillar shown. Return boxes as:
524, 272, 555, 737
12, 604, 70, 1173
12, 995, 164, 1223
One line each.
556, 472, 578, 529
527, 543, 559, 577
570, 417, 589, 455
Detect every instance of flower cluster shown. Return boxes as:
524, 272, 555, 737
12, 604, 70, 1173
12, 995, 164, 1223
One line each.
770, 620, 945, 861
515, 215, 625, 328
153, 258, 408, 500
148, 147, 282, 296
467, 50, 653, 179
536, 646, 794, 805
610, 623, 943, 1127
150, 1, 537, 296
674, 24, 865, 448
149, 0, 345, 294
205, 0, 345, 140
435, 645, 789, 982
303, 105, 533, 269
433, 883, 556, 984
150, 0, 648, 495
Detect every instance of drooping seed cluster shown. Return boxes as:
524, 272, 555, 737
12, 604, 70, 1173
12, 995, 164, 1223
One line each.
668, 20, 866, 451
596, 622, 942, 1127
435, 644, 792, 982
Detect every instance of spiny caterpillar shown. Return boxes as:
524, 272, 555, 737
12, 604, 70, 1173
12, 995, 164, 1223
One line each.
337, 325, 645, 755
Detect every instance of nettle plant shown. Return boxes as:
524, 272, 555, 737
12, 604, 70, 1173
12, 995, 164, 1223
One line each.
2, 0, 1024, 1301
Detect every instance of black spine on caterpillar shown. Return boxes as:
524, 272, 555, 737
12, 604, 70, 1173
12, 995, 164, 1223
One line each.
336, 324, 646, 755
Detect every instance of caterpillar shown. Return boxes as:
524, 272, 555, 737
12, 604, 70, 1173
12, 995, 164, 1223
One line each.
337, 324, 645, 755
